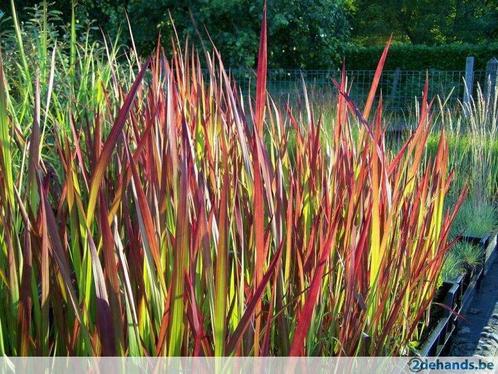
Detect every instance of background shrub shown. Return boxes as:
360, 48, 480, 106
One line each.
343, 43, 498, 71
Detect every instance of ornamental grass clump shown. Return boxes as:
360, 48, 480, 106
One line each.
0, 1, 465, 356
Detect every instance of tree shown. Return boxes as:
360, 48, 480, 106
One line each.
269, 0, 351, 68
94, 0, 351, 68
350, 0, 498, 45
1, 0, 351, 68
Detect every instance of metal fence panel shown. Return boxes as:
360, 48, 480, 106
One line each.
218, 68, 488, 112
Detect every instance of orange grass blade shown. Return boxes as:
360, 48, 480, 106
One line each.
362, 37, 391, 120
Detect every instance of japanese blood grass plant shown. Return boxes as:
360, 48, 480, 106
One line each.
0, 3, 466, 356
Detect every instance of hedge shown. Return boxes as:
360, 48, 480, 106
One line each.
343, 43, 498, 71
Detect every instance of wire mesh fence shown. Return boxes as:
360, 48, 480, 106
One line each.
223, 68, 489, 112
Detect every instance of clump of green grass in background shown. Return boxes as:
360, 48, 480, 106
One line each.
450, 197, 498, 238
441, 249, 464, 283
440, 242, 483, 283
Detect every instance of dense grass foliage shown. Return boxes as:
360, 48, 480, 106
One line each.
0, 2, 467, 356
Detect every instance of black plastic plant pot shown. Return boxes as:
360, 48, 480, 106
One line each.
415, 275, 463, 357
460, 235, 487, 246
444, 274, 464, 313
483, 233, 498, 276
459, 261, 483, 295
460, 265, 483, 315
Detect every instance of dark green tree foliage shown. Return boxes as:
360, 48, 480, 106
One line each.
269, 0, 350, 68
2, 0, 497, 70
92, 0, 261, 67
106, 0, 351, 68
350, 0, 498, 45
2, 0, 350, 68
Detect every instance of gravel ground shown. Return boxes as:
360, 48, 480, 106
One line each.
449, 257, 498, 356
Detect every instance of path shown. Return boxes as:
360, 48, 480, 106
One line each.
449, 256, 498, 356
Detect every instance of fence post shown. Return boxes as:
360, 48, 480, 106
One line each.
389, 68, 401, 110
485, 58, 498, 106
463, 56, 474, 115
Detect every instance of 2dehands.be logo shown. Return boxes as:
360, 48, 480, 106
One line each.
408, 358, 494, 372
